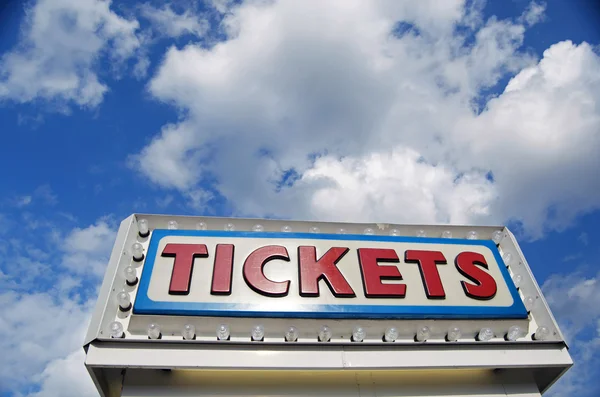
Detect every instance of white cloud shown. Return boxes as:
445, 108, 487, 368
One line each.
519, 1, 546, 26
16, 195, 33, 207
130, 121, 204, 190
0, 290, 95, 390
27, 349, 97, 397
0, 216, 115, 396
543, 271, 600, 397
62, 219, 117, 277
210, 0, 235, 14
141, 3, 209, 38
0, 0, 140, 108
131, 0, 600, 238
277, 148, 497, 225
456, 40, 600, 237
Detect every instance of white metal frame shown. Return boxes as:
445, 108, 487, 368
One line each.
84, 214, 572, 397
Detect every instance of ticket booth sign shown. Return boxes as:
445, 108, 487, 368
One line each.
133, 230, 527, 319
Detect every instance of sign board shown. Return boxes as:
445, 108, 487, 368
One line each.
83, 215, 572, 397
133, 229, 527, 319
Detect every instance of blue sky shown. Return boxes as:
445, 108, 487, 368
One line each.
0, 0, 599, 396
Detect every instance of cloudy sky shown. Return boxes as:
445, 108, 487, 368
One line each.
0, 0, 599, 395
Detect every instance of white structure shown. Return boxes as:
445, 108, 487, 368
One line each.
84, 215, 572, 396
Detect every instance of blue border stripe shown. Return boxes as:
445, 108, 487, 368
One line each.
133, 230, 528, 319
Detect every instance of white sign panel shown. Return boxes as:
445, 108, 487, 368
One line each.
133, 230, 526, 319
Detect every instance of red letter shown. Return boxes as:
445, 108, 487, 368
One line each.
404, 250, 447, 299
243, 245, 290, 297
211, 244, 234, 295
298, 246, 355, 297
455, 251, 497, 300
162, 243, 208, 295
357, 248, 406, 298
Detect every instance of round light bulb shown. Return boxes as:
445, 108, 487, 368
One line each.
318, 325, 332, 342
363, 228, 375, 235
123, 266, 137, 286
167, 220, 178, 230
447, 327, 461, 342
442, 230, 453, 239
352, 326, 366, 342
182, 324, 196, 340
309, 226, 320, 233
281, 225, 292, 233
502, 252, 513, 266
506, 325, 523, 341
466, 231, 478, 240
384, 327, 398, 342
147, 323, 161, 339
533, 326, 550, 341
337, 228, 347, 234
477, 327, 494, 341
251, 325, 264, 341
117, 291, 131, 311
416, 229, 426, 237
492, 230, 504, 244
131, 242, 144, 262
224, 223, 235, 231
217, 324, 230, 340
252, 224, 264, 232
512, 274, 523, 288
416, 326, 430, 342
196, 221, 207, 231
284, 326, 299, 342
109, 321, 124, 338
524, 296, 536, 312
138, 218, 149, 237
389, 228, 400, 236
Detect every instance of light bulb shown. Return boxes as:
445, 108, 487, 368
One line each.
389, 228, 400, 236
447, 327, 461, 342
167, 220, 178, 230
363, 228, 375, 235
533, 326, 550, 341
512, 274, 523, 288
506, 325, 522, 341
117, 291, 131, 311
524, 296, 535, 312
442, 230, 452, 239
352, 326, 366, 342
318, 325, 332, 342
384, 327, 398, 342
196, 221, 207, 230
337, 228, 347, 234
416, 326, 430, 342
138, 219, 149, 237
147, 323, 161, 339
309, 226, 320, 233
284, 326, 299, 342
124, 266, 137, 286
224, 223, 235, 231
477, 327, 494, 341
251, 325, 264, 341
416, 229, 426, 237
281, 225, 292, 233
492, 230, 504, 244
466, 231, 478, 240
252, 224, 264, 232
109, 321, 124, 338
131, 242, 144, 262
502, 252, 513, 266
182, 324, 196, 340
217, 324, 230, 340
